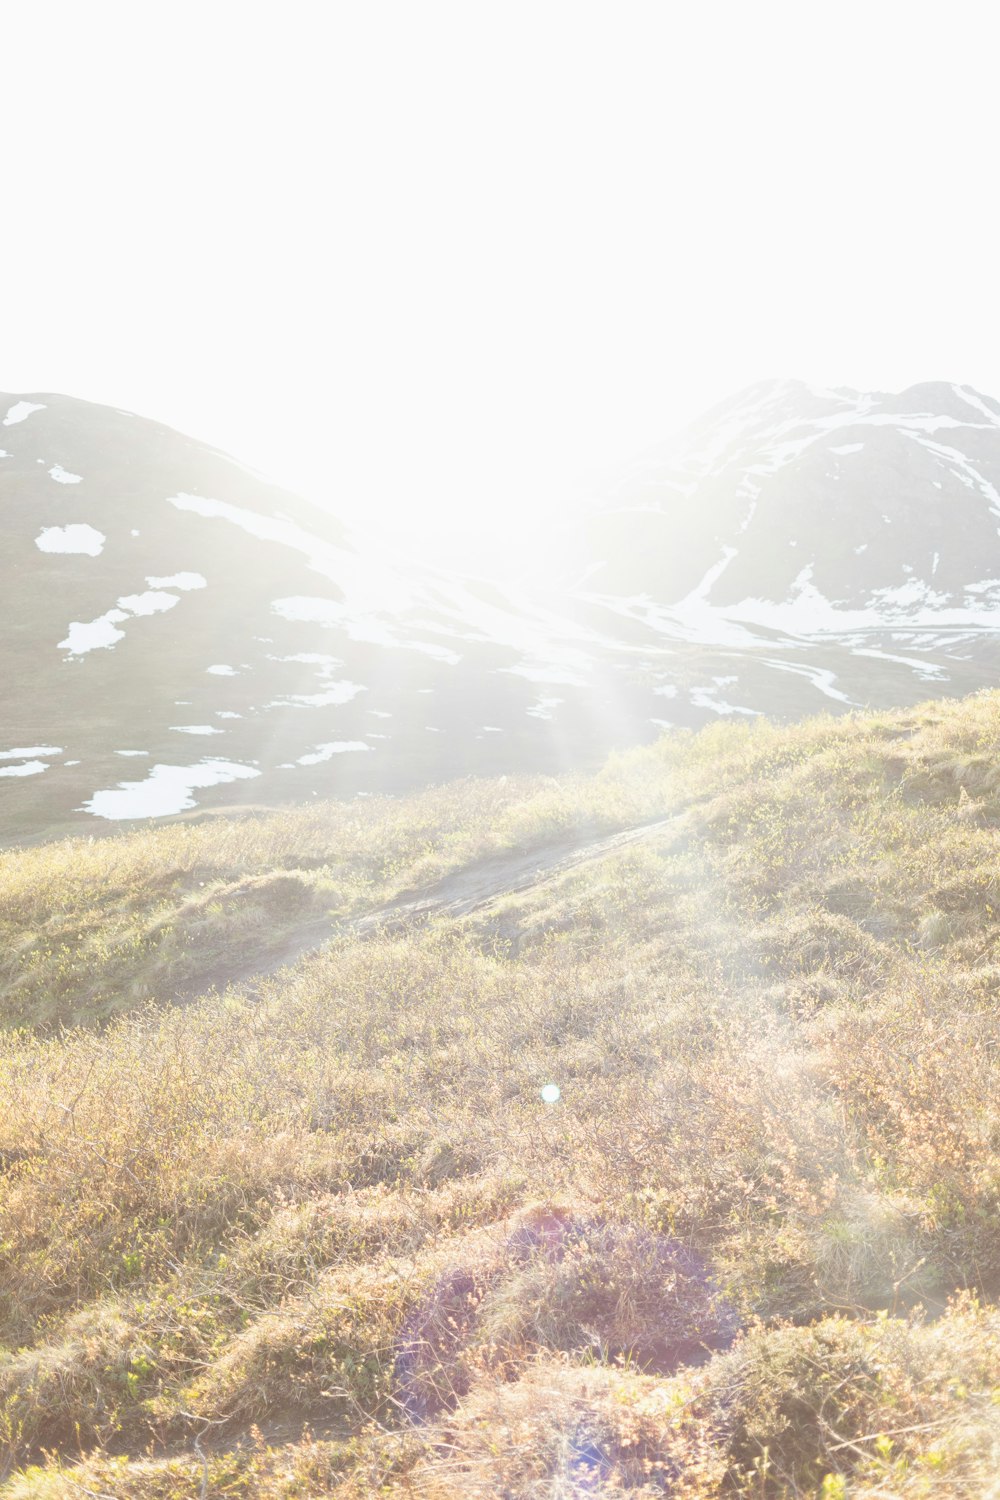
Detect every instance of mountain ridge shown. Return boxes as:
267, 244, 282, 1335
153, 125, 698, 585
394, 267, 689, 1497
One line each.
579, 377, 1000, 609
4, 380, 1000, 840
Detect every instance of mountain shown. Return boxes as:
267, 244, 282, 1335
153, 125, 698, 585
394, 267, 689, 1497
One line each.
0, 391, 675, 839
3, 381, 1000, 840
560, 376, 1000, 715
578, 378, 1000, 613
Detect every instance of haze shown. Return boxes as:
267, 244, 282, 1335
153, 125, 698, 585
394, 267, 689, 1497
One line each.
4, 0, 997, 575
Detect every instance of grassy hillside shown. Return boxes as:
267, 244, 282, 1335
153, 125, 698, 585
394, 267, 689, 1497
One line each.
4, 694, 1000, 1495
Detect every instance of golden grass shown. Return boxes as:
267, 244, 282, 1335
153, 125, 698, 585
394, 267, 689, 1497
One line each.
0, 755, 681, 1032
5, 692, 1000, 1493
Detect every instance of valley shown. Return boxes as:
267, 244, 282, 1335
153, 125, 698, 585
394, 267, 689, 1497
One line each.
4, 382, 1000, 843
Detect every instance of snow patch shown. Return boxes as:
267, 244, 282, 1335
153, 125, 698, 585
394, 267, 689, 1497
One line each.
270, 652, 342, 667
117, 591, 180, 617
952, 385, 1000, 426
870, 579, 950, 611
60, 610, 129, 654
850, 647, 947, 682
206, 665, 237, 676
738, 497, 758, 533
268, 680, 366, 709
504, 662, 589, 687
58, 585, 189, 655
761, 658, 854, 704
526, 697, 563, 720
910, 435, 1000, 518
35, 524, 105, 556
690, 687, 759, 717
49, 464, 82, 484
0, 760, 48, 778
146, 572, 207, 591
681, 546, 738, 608
3, 401, 46, 426
411, 640, 462, 664
270, 595, 461, 662
0, 745, 61, 760
169, 493, 414, 617
296, 741, 372, 764
171, 725, 223, 735
81, 760, 261, 819
727, 568, 844, 636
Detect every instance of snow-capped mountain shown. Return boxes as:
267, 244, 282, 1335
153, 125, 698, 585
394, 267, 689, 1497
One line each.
579, 379, 1000, 622
0, 393, 621, 837
560, 378, 1000, 721
3, 382, 1000, 841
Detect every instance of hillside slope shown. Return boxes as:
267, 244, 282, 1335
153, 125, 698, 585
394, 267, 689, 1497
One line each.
1, 392, 616, 838
6, 383, 1000, 844
4, 694, 1000, 1495
580, 378, 1000, 611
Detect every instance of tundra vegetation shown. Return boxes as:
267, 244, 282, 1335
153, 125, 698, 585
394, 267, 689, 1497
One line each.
3, 693, 1000, 1495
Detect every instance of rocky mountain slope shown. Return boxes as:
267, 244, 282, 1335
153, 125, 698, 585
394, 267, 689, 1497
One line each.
3, 382, 1000, 839
564, 376, 1000, 717
580, 379, 1000, 612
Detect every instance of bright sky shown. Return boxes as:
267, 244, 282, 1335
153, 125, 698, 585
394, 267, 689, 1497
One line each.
3, 1, 998, 574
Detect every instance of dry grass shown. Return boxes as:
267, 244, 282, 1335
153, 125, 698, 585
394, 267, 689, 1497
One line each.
0, 757, 680, 1032
6, 692, 1000, 1493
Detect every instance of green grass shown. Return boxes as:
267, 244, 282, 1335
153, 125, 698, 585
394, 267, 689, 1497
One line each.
5, 692, 1000, 1494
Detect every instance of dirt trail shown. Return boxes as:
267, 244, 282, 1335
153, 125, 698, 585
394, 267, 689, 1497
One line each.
216, 813, 683, 995
356, 813, 681, 931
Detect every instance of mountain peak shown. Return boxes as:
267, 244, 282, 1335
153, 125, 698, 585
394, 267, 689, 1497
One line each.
580, 375, 1000, 628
